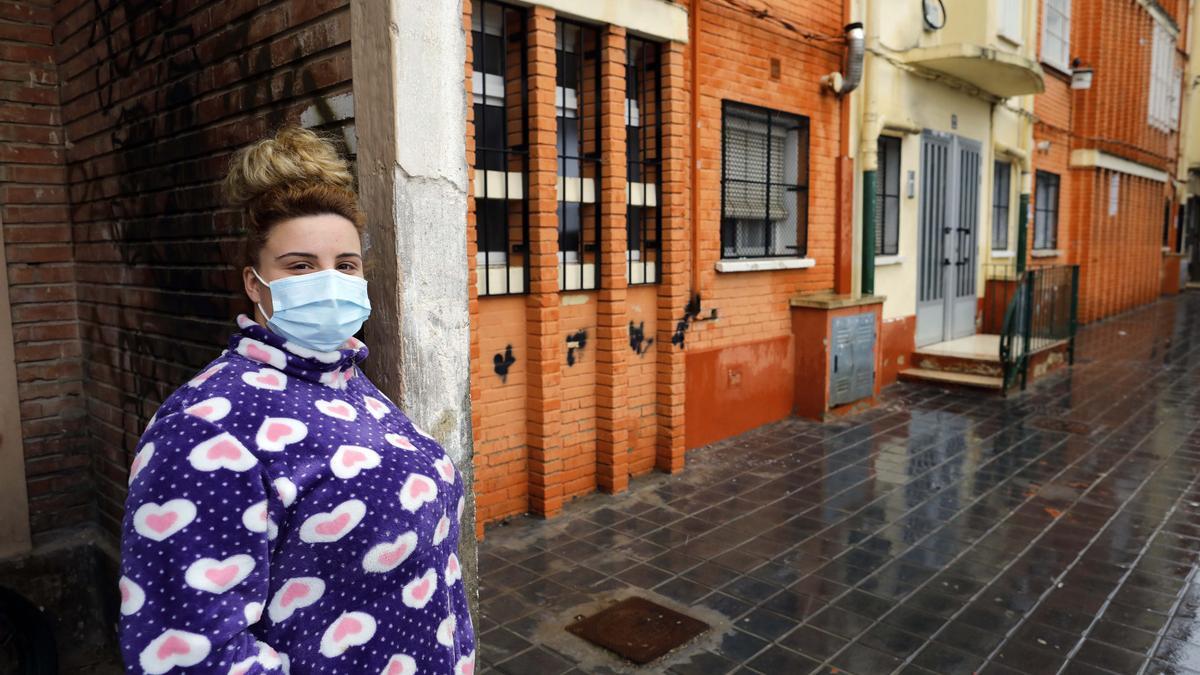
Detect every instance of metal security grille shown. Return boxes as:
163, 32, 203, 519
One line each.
919, 138, 949, 303
720, 102, 809, 258
472, 0, 529, 296
557, 20, 601, 291
955, 144, 979, 299
992, 160, 1011, 250
875, 135, 900, 256
626, 37, 662, 285
1034, 170, 1059, 250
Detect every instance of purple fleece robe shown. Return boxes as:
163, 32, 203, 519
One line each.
118, 314, 476, 675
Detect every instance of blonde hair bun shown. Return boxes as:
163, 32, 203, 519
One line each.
224, 126, 355, 207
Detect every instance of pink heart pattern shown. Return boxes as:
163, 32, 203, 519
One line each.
133, 499, 197, 541
184, 554, 255, 594
237, 337, 287, 369
186, 362, 227, 388
363, 395, 390, 420
445, 552, 462, 586
118, 576, 144, 616
255, 416, 308, 452
299, 499, 366, 543
184, 396, 231, 423
434, 454, 457, 483
188, 432, 257, 472
455, 650, 476, 675
127, 442, 154, 486
330, 444, 381, 479
432, 514, 451, 546
241, 367, 288, 391
386, 433, 418, 451
398, 473, 438, 513
319, 611, 377, 658
362, 531, 418, 573
268, 577, 326, 623
401, 568, 438, 610
240, 500, 277, 539
315, 398, 357, 422
383, 654, 418, 675
138, 629, 210, 673
436, 613, 457, 647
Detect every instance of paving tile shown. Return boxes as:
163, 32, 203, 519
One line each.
478, 295, 1200, 672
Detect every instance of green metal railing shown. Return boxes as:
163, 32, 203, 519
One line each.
998, 264, 1080, 392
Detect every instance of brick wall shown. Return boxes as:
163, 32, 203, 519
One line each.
0, 0, 357, 542
1, 0, 87, 539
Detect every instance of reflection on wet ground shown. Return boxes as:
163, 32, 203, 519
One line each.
477, 293, 1200, 674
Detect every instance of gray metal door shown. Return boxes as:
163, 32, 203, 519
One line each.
917, 131, 980, 346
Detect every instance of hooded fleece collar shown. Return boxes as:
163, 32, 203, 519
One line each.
227, 313, 368, 389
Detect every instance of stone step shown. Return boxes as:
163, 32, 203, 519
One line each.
899, 368, 1005, 390
910, 350, 1003, 378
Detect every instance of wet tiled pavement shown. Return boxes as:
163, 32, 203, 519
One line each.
477, 293, 1200, 674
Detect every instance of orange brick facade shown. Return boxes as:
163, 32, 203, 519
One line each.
1035, 0, 1189, 322
465, 0, 850, 533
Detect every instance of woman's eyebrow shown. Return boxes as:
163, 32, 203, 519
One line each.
275, 251, 317, 260
336, 252, 363, 259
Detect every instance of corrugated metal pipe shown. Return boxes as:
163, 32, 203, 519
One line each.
821, 22, 864, 95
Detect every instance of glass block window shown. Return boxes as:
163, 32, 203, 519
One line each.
626, 37, 661, 285
472, 0, 528, 296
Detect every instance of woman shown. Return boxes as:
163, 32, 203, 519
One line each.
117, 126, 475, 674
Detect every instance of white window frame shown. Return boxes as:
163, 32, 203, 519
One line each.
997, 0, 1023, 44
1148, 21, 1181, 132
1040, 0, 1071, 73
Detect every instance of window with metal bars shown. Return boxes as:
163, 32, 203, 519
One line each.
472, 0, 529, 296
626, 37, 662, 285
557, 20, 600, 291
1033, 170, 1059, 250
992, 160, 1012, 250
875, 135, 900, 256
720, 101, 809, 259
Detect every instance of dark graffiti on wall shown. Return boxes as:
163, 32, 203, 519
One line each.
629, 321, 653, 356
566, 330, 588, 366
671, 294, 703, 349
493, 345, 516, 382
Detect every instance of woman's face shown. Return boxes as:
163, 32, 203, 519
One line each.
242, 214, 364, 323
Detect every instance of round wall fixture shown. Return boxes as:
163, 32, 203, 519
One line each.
923, 0, 947, 30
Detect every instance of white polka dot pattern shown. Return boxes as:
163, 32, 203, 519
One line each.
118, 314, 475, 673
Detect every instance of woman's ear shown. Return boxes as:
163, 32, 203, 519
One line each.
243, 266, 262, 304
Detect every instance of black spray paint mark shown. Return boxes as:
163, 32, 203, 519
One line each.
671, 294, 703, 349
493, 345, 516, 383
566, 330, 588, 366
629, 322, 654, 356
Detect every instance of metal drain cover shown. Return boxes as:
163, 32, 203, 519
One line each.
565, 596, 709, 664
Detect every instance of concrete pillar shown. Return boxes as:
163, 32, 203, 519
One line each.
525, 6, 565, 517
0, 218, 32, 559
350, 0, 476, 614
596, 26, 631, 493
656, 42, 689, 472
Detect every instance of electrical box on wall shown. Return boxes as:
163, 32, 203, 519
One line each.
830, 313, 876, 406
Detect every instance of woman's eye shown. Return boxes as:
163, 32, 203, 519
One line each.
290, 263, 313, 271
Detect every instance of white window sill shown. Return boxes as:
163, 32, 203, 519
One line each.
991, 250, 1016, 258
715, 258, 816, 273
1031, 249, 1062, 258
874, 255, 905, 267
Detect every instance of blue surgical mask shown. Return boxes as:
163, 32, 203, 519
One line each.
252, 268, 371, 352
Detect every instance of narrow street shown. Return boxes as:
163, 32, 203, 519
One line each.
478, 293, 1200, 675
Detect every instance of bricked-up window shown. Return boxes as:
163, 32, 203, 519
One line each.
875, 136, 900, 256
472, 0, 529, 296
1034, 170, 1059, 250
1040, 0, 1071, 73
720, 102, 810, 258
626, 37, 661, 285
1149, 21, 1182, 132
557, 20, 601, 291
992, 160, 1012, 250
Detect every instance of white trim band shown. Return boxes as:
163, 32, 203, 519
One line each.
715, 258, 816, 273
1070, 149, 1169, 183
514, 0, 688, 43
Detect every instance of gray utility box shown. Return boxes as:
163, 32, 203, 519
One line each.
830, 313, 876, 406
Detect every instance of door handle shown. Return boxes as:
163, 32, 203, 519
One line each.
942, 258, 952, 266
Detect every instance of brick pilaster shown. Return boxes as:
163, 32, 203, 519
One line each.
524, 6, 564, 517
655, 41, 688, 473
595, 26, 630, 493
